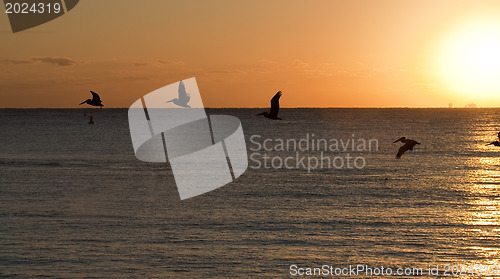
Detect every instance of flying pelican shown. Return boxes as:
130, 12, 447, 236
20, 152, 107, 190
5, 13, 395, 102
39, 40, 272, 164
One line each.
167, 80, 191, 108
393, 137, 421, 159
257, 91, 282, 120
79, 91, 103, 108
486, 131, 500, 147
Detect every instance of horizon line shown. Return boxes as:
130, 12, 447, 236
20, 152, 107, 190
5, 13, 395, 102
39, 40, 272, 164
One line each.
1, 106, 499, 109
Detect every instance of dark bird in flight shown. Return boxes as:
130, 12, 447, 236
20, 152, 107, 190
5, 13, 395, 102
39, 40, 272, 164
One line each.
486, 131, 500, 147
393, 137, 421, 159
257, 91, 282, 120
79, 91, 103, 108
167, 80, 191, 108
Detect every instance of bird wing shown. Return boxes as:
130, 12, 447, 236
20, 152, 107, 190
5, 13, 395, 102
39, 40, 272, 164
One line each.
396, 144, 411, 159
177, 81, 190, 104
269, 91, 282, 118
396, 141, 419, 158
90, 91, 101, 102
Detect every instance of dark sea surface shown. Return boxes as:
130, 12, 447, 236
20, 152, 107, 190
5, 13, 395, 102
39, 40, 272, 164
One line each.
1, 108, 500, 278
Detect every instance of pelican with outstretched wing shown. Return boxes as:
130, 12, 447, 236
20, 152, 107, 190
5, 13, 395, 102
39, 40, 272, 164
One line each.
167, 80, 191, 108
393, 137, 421, 159
79, 91, 103, 108
257, 91, 282, 120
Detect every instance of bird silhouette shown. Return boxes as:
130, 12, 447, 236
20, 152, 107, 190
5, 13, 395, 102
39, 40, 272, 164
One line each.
486, 131, 500, 147
393, 137, 421, 159
257, 91, 282, 120
79, 91, 103, 108
167, 80, 191, 108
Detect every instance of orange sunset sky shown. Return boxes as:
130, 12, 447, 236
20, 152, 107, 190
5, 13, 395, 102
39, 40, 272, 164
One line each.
2, 0, 500, 108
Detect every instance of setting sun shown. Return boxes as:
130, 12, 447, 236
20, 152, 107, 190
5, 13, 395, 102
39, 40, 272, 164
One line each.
439, 21, 500, 99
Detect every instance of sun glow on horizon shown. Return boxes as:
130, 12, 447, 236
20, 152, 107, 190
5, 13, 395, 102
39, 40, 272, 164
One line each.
439, 20, 500, 100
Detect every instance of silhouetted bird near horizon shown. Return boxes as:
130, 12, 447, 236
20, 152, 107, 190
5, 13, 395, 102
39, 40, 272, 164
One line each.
79, 91, 103, 108
257, 91, 282, 120
393, 137, 421, 159
486, 131, 500, 147
167, 80, 191, 108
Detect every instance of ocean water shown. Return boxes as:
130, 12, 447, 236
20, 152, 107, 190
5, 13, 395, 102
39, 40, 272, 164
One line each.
1, 108, 500, 278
